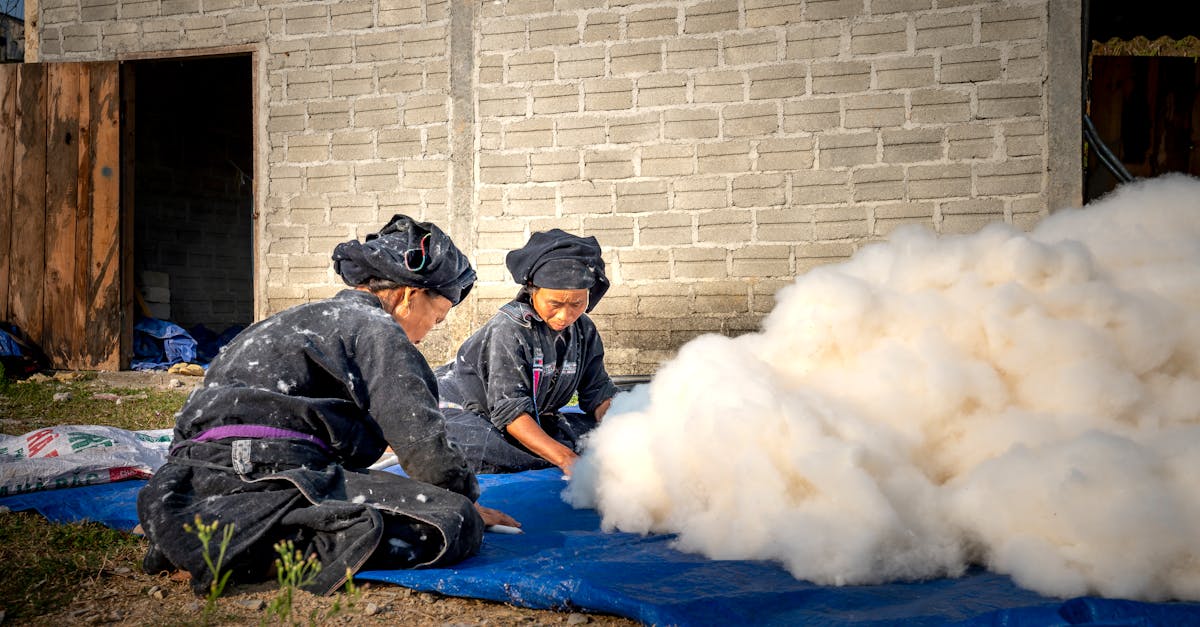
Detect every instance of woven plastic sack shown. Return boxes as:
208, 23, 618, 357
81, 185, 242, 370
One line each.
0, 426, 172, 497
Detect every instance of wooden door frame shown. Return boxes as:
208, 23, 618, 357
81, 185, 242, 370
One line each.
117, 45, 260, 369
119, 62, 134, 370
0, 64, 16, 328
1, 46, 259, 370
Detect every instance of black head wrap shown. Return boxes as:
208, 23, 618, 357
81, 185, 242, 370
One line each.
331, 214, 476, 305
506, 229, 609, 312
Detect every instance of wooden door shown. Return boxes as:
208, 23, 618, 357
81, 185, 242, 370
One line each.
0, 62, 122, 371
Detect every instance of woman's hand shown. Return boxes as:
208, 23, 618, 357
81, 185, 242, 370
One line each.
559, 450, 579, 476
475, 503, 520, 528
506, 414, 579, 475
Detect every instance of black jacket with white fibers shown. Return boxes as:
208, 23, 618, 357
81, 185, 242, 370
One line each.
136, 289, 482, 595
441, 298, 618, 431
431, 297, 620, 473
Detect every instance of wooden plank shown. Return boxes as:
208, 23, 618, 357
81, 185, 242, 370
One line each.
0, 64, 16, 324
87, 63, 122, 370
120, 63, 136, 369
250, 51, 261, 323
23, 0, 40, 63
44, 62, 81, 369
72, 65, 93, 370
10, 64, 47, 345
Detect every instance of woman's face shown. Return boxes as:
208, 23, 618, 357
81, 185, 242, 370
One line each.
393, 288, 452, 344
530, 287, 589, 332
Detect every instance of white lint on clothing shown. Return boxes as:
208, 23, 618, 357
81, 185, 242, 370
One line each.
564, 174, 1200, 602
291, 326, 322, 339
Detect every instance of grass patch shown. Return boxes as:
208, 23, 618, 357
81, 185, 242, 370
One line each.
0, 510, 145, 620
0, 378, 187, 435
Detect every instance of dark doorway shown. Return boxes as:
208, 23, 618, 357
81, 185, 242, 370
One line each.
1084, 1, 1200, 201
129, 55, 253, 341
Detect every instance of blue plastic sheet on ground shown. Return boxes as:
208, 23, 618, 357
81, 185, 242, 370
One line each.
131, 317, 198, 370
0, 479, 143, 530
3, 470, 1200, 626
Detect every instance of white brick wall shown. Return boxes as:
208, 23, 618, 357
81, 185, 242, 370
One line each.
34, 0, 1082, 373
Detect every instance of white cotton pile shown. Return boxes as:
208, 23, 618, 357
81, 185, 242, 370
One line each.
564, 174, 1200, 601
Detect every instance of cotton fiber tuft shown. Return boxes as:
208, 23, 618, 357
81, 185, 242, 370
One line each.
564, 174, 1200, 601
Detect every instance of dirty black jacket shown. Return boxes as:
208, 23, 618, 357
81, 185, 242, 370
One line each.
442, 299, 618, 430
435, 298, 619, 473
136, 289, 482, 596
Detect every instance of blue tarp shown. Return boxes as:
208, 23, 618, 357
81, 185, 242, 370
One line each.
131, 317, 198, 370
0, 326, 23, 357
3, 469, 1199, 626
0, 479, 143, 530
130, 319, 245, 370
0, 322, 49, 378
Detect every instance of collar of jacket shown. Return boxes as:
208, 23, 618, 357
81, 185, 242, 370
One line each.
499, 300, 539, 328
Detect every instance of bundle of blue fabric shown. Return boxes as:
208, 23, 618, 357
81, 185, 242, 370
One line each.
130, 318, 245, 371
131, 318, 198, 370
0, 322, 50, 379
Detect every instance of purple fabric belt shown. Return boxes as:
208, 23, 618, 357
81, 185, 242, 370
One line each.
181, 424, 332, 453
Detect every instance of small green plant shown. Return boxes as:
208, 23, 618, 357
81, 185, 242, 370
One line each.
306, 568, 364, 624
183, 515, 236, 620
266, 539, 322, 625
340, 568, 362, 606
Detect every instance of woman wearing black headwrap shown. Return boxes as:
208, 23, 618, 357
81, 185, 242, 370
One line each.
436, 229, 620, 475
137, 215, 517, 597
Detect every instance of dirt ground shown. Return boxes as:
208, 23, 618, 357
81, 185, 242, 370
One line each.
7, 371, 642, 626
35, 564, 641, 626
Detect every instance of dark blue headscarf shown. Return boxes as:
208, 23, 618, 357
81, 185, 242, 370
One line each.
332, 215, 476, 305
506, 229, 609, 312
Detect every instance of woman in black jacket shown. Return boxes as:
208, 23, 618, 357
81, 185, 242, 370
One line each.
137, 215, 517, 596
437, 229, 620, 476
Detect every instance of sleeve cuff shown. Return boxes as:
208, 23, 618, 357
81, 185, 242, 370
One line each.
581, 381, 620, 414
490, 397, 536, 431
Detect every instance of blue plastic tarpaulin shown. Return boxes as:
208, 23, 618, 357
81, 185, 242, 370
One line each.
3, 469, 1199, 626
131, 317, 198, 370
0, 326, 22, 357
0, 479, 143, 530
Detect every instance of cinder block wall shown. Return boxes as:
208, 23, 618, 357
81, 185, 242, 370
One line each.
34, 0, 1080, 374
466, 0, 1061, 374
